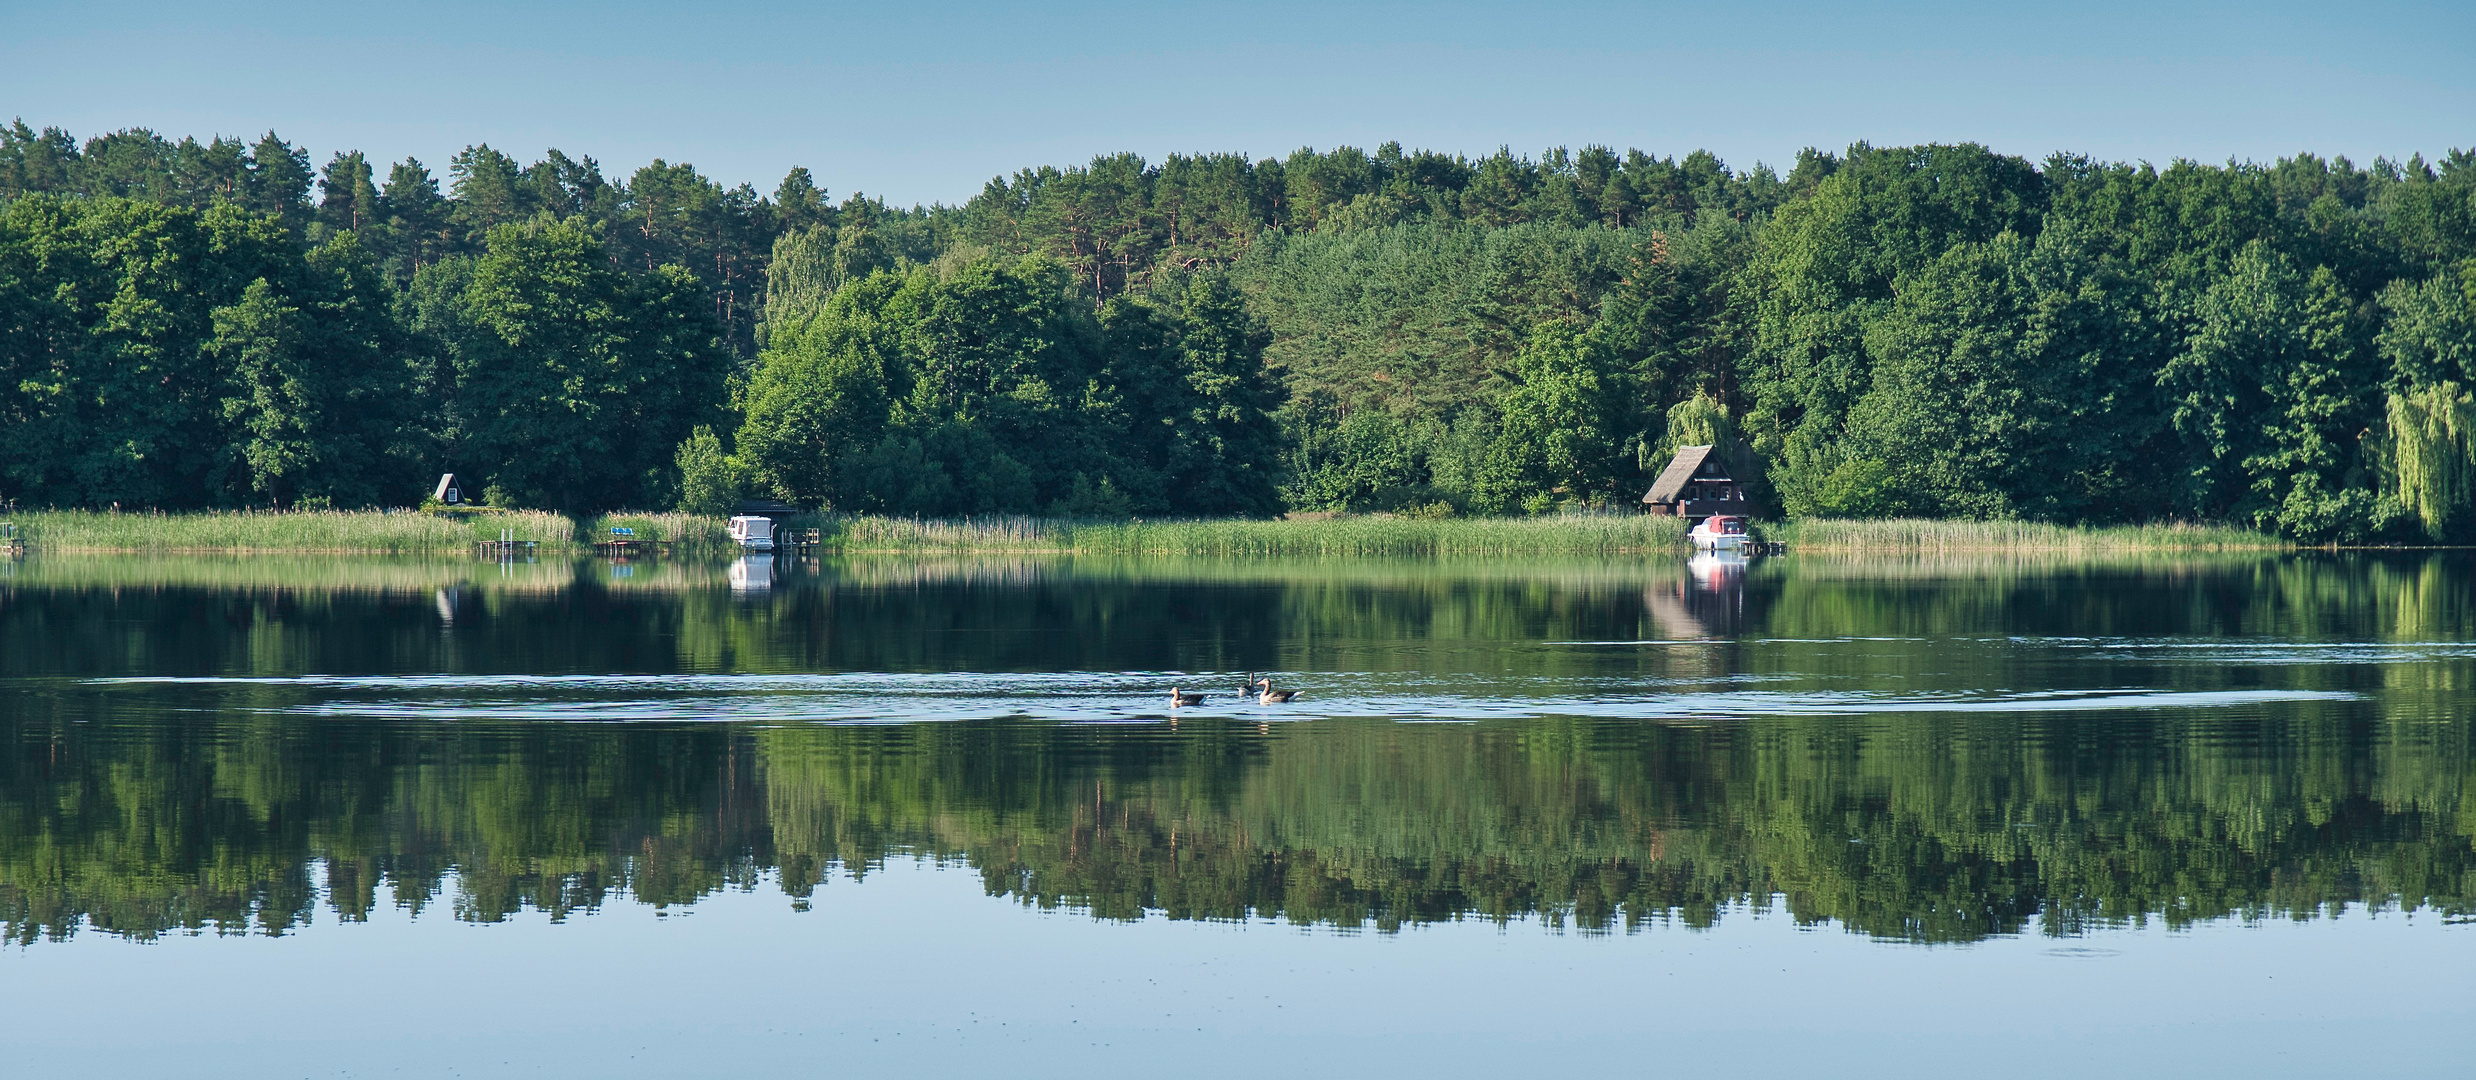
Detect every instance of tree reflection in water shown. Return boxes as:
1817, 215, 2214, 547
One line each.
1, 552, 2472, 944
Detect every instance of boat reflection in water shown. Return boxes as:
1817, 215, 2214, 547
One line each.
1688, 550, 1747, 590
728, 554, 776, 593
1645, 551, 1751, 639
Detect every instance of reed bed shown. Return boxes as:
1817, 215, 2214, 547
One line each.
817, 512, 1693, 556
1767, 518, 2285, 552
588, 512, 736, 552
825, 514, 1066, 551
0, 554, 542, 593
0, 507, 2291, 557
2, 509, 579, 552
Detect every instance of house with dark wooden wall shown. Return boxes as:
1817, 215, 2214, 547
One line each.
1641, 445, 1750, 521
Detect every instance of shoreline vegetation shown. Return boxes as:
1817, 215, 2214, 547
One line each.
1763, 519, 2287, 553
0, 549, 2308, 595
0, 509, 578, 554
0, 509, 2296, 555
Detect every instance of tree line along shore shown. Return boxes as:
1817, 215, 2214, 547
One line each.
2, 122, 2472, 541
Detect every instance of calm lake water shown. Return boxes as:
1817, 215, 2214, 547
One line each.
3, 550, 2473, 1077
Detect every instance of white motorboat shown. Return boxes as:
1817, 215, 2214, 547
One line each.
727, 514, 776, 552
1689, 514, 1751, 551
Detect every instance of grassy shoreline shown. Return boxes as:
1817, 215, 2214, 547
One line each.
1764, 518, 2289, 552
1, 509, 2293, 555
817, 513, 1694, 555
0, 509, 580, 553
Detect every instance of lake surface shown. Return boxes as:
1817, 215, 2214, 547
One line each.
3, 550, 2473, 1077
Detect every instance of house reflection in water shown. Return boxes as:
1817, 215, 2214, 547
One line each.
1644, 552, 1751, 640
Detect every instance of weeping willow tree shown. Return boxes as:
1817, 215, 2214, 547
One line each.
760, 224, 909, 337
2387, 382, 2476, 539
1651, 391, 1780, 512
1655, 391, 1738, 462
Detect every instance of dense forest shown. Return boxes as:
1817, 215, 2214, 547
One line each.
4, 121, 2474, 538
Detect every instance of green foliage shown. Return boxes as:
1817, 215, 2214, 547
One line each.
212, 278, 315, 500
763, 222, 911, 334
0, 196, 411, 510
9, 121, 2476, 534
433, 215, 730, 514
1823, 227, 2153, 520
1103, 273, 1288, 516
212, 234, 415, 509
1485, 323, 1632, 509
740, 260, 1283, 517
1660, 391, 1736, 457
2162, 245, 2383, 534
2386, 383, 2476, 538
1283, 409, 1437, 512
1746, 144, 2050, 470
2377, 265, 2476, 540
672, 426, 749, 516
1744, 145, 2467, 539
1800, 459, 1904, 518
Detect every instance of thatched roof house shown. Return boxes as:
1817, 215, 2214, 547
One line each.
1642, 445, 1749, 520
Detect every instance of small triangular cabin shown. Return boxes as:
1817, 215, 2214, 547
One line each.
1642, 445, 1749, 522
433, 473, 464, 505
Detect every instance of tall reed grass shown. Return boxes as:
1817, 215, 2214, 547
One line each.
0, 507, 2289, 556
588, 512, 736, 552
815, 512, 1693, 556
1766, 518, 2285, 552
0, 554, 538, 593
2, 509, 578, 552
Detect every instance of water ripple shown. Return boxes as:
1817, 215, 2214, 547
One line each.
87, 673, 2359, 723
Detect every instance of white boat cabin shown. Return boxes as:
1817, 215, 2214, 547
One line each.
727, 515, 775, 551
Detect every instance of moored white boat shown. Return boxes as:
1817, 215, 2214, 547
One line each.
1689, 514, 1751, 551
727, 514, 776, 552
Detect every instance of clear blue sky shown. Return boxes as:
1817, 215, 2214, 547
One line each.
6, 0, 2470, 205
